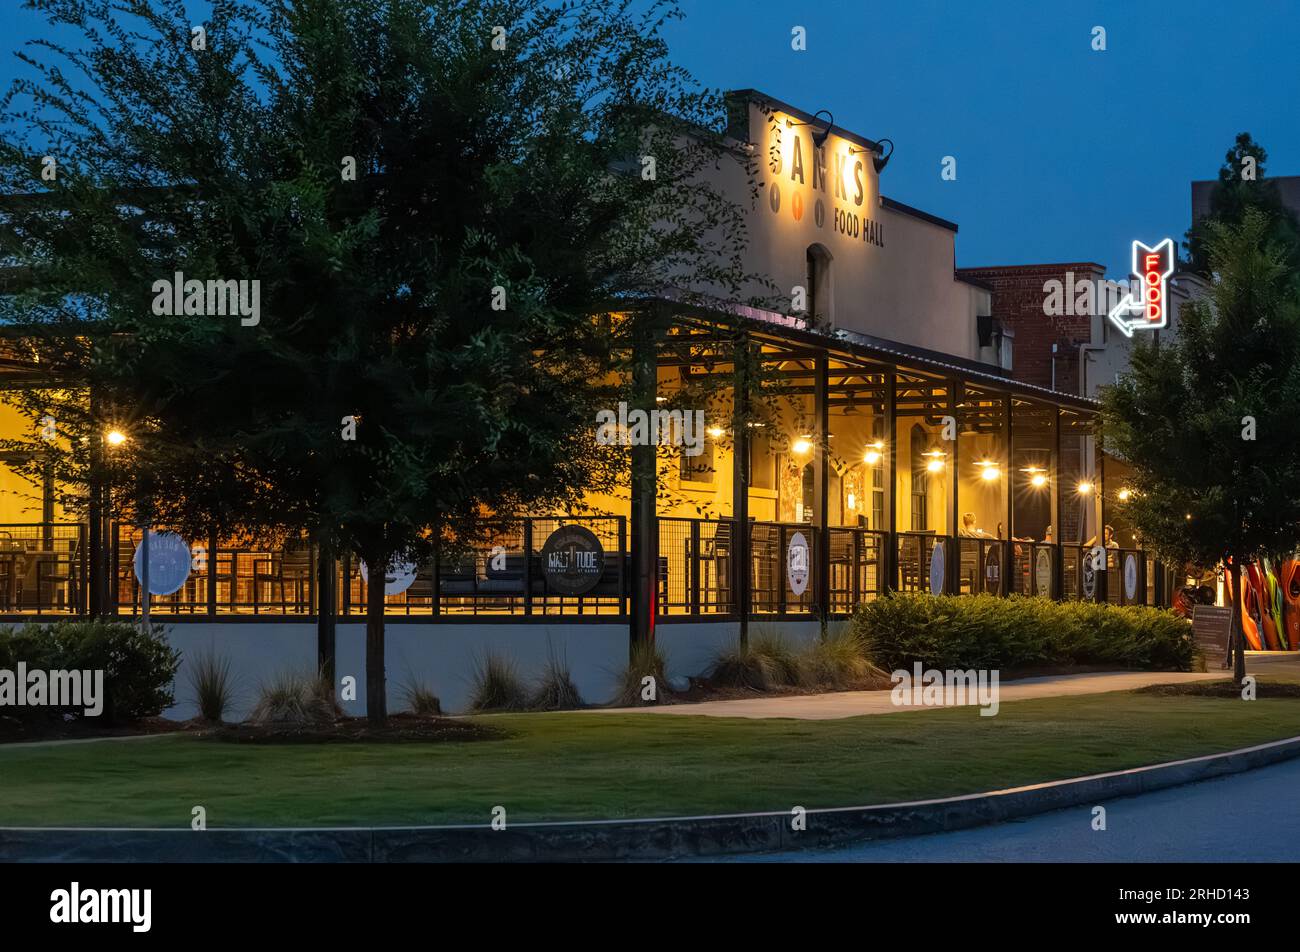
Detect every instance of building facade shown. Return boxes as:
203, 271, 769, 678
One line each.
0, 91, 1175, 715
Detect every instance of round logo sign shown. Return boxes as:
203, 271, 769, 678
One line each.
787, 531, 810, 597
359, 556, 418, 595
1082, 560, 1097, 599
929, 541, 945, 594
541, 525, 605, 595
133, 530, 191, 596
1034, 548, 1052, 596
1124, 554, 1138, 601
983, 545, 1002, 595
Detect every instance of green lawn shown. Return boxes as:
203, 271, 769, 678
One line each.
3, 689, 1300, 827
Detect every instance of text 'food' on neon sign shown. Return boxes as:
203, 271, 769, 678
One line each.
1107, 237, 1175, 338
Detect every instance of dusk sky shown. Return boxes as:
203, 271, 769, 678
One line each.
3, 1, 1297, 277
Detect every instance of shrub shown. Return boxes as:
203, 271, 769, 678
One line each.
248, 670, 341, 725
530, 648, 584, 711
851, 594, 1196, 673
188, 648, 238, 723
398, 677, 442, 717
611, 640, 671, 706
0, 621, 179, 724
468, 651, 528, 712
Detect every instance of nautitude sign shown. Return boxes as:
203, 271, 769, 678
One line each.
1107, 237, 1175, 338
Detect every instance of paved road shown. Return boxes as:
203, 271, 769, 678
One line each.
729, 756, 1300, 862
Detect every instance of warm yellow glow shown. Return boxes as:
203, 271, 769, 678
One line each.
864, 449, 881, 465
1030, 473, 1048, 488
926, 458, 944, 473
980, 466, 1000, 482
1117, 488, 1131, 502
1076, 480, 1093, 495
846, 492, 856, 510
707, 427, 726, 439
105, 429, 127, 447
792, 438, 812, 455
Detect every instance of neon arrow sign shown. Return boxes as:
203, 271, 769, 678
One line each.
1107, 237, 1175, 338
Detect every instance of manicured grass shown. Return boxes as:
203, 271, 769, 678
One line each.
3, 689, 1300, 828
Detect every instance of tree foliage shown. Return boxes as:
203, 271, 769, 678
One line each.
0, 0, 770, 721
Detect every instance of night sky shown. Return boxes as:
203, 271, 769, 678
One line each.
3, 0, 1297, 278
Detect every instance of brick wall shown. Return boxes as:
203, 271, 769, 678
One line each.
956, 263, 1105, 394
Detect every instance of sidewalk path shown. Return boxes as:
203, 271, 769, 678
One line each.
588, 671, 1226, 720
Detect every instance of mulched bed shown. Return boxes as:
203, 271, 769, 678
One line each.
1135, 680, 1300, 699
0, 715, 182, 745
199, 712, 506, 744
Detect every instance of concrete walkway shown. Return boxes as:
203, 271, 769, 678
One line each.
588, 670, 1226, 720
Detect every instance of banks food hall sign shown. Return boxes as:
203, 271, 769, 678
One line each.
767, 118, 885, 249
1107, 237, 1174, 338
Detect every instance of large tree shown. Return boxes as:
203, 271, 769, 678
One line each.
1104, 210, 1300, 682
0, 0, 765, 722
1185, 132, 1300, 279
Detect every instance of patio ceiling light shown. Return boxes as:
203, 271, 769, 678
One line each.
792, 436, 813, 455
1076, 480, 1093, 495
1030, 473, 1048, 488
105, 429, 128, 447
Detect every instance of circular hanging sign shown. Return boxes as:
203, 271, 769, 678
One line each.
983, 545, 1002, 595
1124, 554, 1139, 601
929, 541, 946, 594
1034, 548, 1053, 596
359, 556, 418, 595
133, 530, 191, 596
787, 531, 810, 597
1082, 559, 1097, 599
541, 525, 605, 595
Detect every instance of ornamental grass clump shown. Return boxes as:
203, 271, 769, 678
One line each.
468, 651, 529, 712
248, 670, 341, 725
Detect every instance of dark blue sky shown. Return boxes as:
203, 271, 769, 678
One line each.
3, 1, 1297, 277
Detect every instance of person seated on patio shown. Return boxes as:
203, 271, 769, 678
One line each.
1084, 524, 1119, 549
959, 513, 992, 538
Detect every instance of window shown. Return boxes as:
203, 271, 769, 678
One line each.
805, 244, 833, 323
748, 428, 775, 490
910, 424, 928, 531
680, 440, 715, 484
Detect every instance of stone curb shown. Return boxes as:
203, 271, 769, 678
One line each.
4, 734, 1299, 862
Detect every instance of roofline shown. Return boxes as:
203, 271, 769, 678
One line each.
881, 196, 957, 233
725, 89, 882, 155
957, 262, 1107, 274
643, 297, 1100, 413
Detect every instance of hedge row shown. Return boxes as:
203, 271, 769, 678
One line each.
0, 621, 180, 724
851, 594, 1197, 673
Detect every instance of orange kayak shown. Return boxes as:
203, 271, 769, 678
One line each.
1248, 564, 1282, 650
1225, 567, 1264, 651
1282, 559, 1300, 650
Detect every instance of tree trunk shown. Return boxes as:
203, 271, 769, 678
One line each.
316, 535, 336, 699
364, 547, 388, 725
1228, 558, 1247, 686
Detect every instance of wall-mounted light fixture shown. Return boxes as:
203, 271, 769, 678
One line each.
786, 109, 834, 149
849, 138, 894, 174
